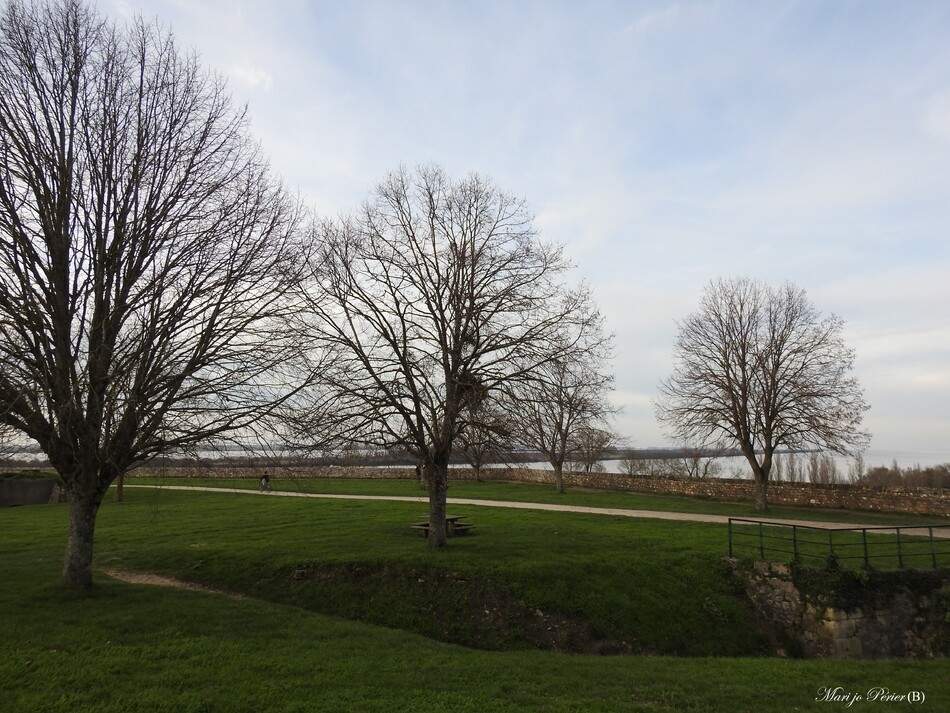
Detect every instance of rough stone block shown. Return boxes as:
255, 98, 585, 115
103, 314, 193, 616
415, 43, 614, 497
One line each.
838, 618, 857, 637
770, 563, 791, 577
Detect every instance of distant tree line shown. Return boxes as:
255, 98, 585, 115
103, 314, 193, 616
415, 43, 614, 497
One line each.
854, 462, 949, 490
772, 452, 949, 489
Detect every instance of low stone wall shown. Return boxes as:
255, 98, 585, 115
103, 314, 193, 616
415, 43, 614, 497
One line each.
559, 472, 950, 517
478, 469, 949, 517
129, 463, 950, 517
133, 464, 420, 480
732, 559, 950, 659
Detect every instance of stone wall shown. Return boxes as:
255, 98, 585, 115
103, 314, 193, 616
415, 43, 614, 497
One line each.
563, 472, 950, 517
133, 463, 420, 480
128, 463, 950, 517
731, 559, 950, 659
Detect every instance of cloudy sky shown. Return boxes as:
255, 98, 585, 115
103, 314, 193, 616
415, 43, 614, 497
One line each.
105, 0, 950, 459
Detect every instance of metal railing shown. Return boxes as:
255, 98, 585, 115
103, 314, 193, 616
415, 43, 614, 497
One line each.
727, 518, 950, 569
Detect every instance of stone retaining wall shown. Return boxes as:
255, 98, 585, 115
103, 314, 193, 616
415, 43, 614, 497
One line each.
732, 559, 950, 659
129, 463, 950, 517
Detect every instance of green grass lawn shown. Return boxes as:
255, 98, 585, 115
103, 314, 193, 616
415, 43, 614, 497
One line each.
0, 469, 61, 480
126, 473, 950, 526
2, 486, 948, 712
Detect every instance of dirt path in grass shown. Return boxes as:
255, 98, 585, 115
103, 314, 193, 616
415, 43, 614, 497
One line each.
123, 484, 950, 535
100, 568, 249, 599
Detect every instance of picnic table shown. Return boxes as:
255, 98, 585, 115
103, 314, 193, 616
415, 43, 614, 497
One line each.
410, 515, 474, 537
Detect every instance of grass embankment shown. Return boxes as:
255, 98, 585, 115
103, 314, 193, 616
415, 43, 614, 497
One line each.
0, 469, 60, 480
93, 487, 771, 656
2, 486, 948, 712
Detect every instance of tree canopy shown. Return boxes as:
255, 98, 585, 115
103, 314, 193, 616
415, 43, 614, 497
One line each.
292, 164, 597, 545
0, 0, 304, 586
656, 277, 870, 509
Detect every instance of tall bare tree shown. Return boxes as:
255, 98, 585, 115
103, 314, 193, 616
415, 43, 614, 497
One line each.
294, 165, 589, 546
505, 305, 615, 493
0, 0, 305, 587
456, 395, 513, 481
570, 425, 614, 474
673, 442, 724, 479
655, 277, 870, 510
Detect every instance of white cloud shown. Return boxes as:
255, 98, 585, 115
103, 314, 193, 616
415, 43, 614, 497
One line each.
111, 0, 134, 19
228, 62, 273, 91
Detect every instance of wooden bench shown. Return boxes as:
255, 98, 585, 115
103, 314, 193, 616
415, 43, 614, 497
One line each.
410, 522, 430, 537
409, 521, 475, 537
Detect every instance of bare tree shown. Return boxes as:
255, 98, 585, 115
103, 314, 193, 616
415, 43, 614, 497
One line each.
674, 442, 724, 479
847, 451, 866, 484
570, 425, 614, 474
293, 165, 588, 547
618, 453, 638, 476
618, 450, 660, 477
0, 0, 305, 587
456, 395, 513, 481
0, 421, 19, 465
655, 278, 870, 510
505, 306, 615, 494
807, 452, 840, 484
778, 452, 803, 483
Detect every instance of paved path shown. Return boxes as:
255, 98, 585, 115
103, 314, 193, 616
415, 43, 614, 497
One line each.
124, 484, 950, 535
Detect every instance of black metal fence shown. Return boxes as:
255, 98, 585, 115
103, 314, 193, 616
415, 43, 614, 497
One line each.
727, 518, 950, 569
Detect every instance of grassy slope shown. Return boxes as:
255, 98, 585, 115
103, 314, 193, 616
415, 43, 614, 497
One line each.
1, 487, 947, 712
93, 488, 767, 655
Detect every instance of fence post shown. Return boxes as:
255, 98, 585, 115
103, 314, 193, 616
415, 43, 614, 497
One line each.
862, 529, 869, 568
896, 528, 903, 569
759, 522, 765, 559
728, 520, 733, 558
792, 525, 798, 562
930, 527, 936, 569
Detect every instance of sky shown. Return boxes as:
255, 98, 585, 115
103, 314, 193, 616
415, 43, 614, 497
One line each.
103, 0, 950, 458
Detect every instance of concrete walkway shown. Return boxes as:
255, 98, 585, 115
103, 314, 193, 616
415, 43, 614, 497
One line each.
124, 484, 950, 535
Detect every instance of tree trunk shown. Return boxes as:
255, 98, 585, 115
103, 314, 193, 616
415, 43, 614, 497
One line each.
742, 448, 770, 511
553, 462, 565, 494
62, 494, 102, 589
113, 472, 124, 502
426, 462, 448, 548
473, 463, 482, 482
753, 475, 769, 511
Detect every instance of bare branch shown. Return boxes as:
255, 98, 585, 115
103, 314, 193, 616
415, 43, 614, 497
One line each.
503, 292, 617, 493
655, 277, 870, 509
0, 0, 307, 587
290, 164, 595, 544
